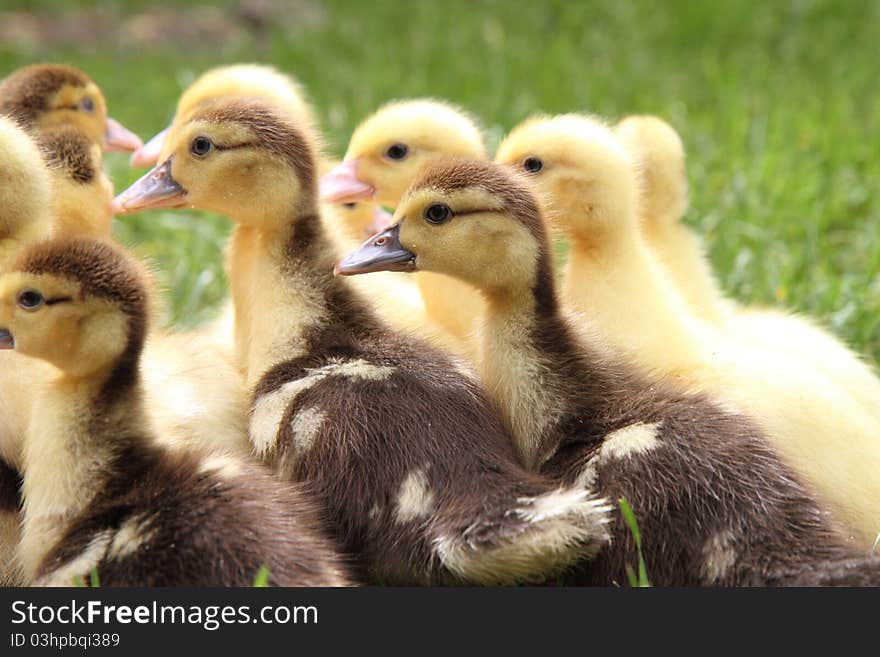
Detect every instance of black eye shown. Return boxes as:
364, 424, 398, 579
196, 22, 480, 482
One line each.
17, 289, 44, 311
79, 96, 95, 112
342, 202, 357, 209
190, 136, 214, 157
522, 156, 544, 173
384, 143, 408, 161
423, 203, 452, 224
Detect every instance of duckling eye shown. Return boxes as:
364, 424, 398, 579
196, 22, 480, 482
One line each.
384, 143, 408, 161
190, 136, 214, 157
522, 156, 544, 174
17, 289, 44, 311
423, 203, 452, 224
79, 96, 95, 112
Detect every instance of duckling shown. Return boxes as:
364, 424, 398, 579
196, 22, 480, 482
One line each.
0, 117, 53, 586
495, 115, 880, 549
613, 115, 730, 325
0, 238, 351, 586
0, 63, 251, 465
338, 157, 880, 585
0, 63, 142, 239
0, 117, 52, 268
616, 114, 880, 425
320, 99, 488, 356
0, 459, 22, 586
113, 98, 612, 585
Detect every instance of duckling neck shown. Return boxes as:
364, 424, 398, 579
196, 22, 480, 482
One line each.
228, 208, 374, 389
19, 363, 149, 580
481, 274, 609, 470
564, 232, 709, 376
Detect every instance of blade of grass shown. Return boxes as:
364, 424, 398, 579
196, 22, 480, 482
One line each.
619, 497, 651, 587
253, 565, 271, 587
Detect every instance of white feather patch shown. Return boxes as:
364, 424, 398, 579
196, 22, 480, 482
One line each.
395, 468, 435, 523
250, 358, 395, 457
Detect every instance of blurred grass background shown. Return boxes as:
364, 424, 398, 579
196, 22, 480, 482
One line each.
1, 0, 879, 359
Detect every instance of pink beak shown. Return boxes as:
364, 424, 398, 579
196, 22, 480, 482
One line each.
129, 127, 169, 168
104, 117, 144, 153
320, 159, 375, 203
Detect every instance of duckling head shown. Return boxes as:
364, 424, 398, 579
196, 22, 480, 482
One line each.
0, 117, 52, 248
0, 63, 142, 153
113, 98, 317, 229
613, 115, 688, 230
337, 158, 550, 303
495, 115, 639, 249
0, 239, 148, 380
132, 63, 319, 168
321, 99, 487, 207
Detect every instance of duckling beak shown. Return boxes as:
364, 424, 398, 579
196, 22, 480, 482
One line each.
320, 159, 375, 203
129, 127, 169, 168
104, 117, 144, 153
0, 328, 14, 350
111, 158, 187, 215
335, 223, 417, 276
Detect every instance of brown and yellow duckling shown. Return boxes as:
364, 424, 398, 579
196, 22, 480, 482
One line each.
0, 238, 350, 587
338, 158, 880, 585
113, 97, 611, 585
495, 115, 880, 548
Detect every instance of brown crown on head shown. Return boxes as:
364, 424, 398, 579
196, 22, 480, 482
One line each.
187, 97, 318, 193
410, 157, 546, 243
13, 238, 148, 319
0, 63, 95, 125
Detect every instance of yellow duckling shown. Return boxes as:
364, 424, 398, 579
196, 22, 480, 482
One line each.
0, 117, 54, 585
0, 117, 52, 268
616, 114, 880, 425
321, 99, 488, 357
496, 114, 880, 549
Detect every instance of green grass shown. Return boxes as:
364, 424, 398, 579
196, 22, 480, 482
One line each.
619, 498, 651, 587
2, 0, 879, 360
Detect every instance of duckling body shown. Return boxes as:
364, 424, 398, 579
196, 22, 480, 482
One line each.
0, 116, 54, 586
0, 239, 350, 587
616, 115, 880, 426
496, 115, 880, 548
343, 157, 880, 585
321, 99, 489, 359
114, 99, 612, 585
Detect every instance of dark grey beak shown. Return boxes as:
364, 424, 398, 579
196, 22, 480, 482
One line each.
0, 328, 14, 350
335, 223, 417, 276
